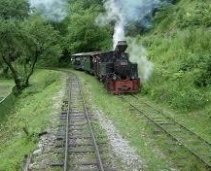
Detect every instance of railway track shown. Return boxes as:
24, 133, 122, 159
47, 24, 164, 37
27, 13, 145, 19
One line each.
53, 72, 107, 171
120, 94, 211, 170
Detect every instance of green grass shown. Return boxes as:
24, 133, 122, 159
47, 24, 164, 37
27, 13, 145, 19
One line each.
0, 69, 63, 170
0, 80, 14, 98
138, 0, 211, 146
139, 0, 211, 113
0, 80, 15, 124
73, 70, 174, 170
71, 69, 211, 170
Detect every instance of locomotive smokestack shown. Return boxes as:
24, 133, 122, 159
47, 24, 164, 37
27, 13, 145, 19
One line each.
115, 41, 128, 53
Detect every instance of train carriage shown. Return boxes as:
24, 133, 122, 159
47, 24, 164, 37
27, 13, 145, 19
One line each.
71, 52, 101, 73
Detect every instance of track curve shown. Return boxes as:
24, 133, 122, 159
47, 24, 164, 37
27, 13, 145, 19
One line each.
63, 72, 105, 170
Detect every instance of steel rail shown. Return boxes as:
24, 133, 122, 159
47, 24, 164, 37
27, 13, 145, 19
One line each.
43, 68, 105, 170
23, 69, 106, 171
130, 94, 211, 146
63, 77, 72, 171
122, 95, 211, 168
76, 74, 105, 171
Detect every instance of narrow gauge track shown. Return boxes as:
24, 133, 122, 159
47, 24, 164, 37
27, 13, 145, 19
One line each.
50, 69, 109, 171
56, 72, 106, 171
121, 94, 211, 169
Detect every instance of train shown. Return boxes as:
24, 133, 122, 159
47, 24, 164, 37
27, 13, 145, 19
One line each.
71, 41, 141, 94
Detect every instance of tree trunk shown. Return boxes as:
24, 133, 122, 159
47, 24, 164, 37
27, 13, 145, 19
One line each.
2, 56, 22, 93
25, 50, 40, 87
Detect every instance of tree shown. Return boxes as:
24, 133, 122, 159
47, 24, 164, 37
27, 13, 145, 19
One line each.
0, 0, 29, 92
0, 20, 26, 92
0, 57, 10, 78
0, 0, 29, 19
64, 2, 112, 53
21, 15, 62, 87
0, 0, 61, 92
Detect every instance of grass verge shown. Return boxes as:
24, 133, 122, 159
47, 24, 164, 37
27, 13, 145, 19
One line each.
72, 70, 174, 170
72, 69, 211, 170
0, 79, 14, 98
0, 69, 63, 170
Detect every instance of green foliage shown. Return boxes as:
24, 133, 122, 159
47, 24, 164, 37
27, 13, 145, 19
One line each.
0, 0, 29, 19
168, 88, 208, 110
21, 70, 58, 97
0, 70, 62, 170
69, 0, 103, 10
20, 15, 62, 76
0, 5, 29, 91
0, 1, 62, 90
0, 20, 25, 56
141, 0, 211, 111
179, 53, 211, 87
64, 1, 112, 53
52, 0, 111, 65
153, 0, 211, 31
194, 58, 211, 87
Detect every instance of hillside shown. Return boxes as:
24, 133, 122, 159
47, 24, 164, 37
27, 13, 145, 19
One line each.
141, 0, 211, 113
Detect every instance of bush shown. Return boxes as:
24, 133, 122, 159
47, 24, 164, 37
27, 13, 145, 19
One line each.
168, 88, 208, 111
179, 54, 211, 87
194, 58, 211, 87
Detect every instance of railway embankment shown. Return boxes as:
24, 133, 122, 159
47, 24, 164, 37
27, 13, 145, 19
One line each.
0, 70, 64, 170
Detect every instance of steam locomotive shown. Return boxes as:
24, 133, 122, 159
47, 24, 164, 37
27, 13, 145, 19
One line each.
71, 41, 141, 94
